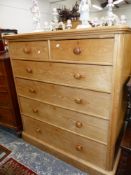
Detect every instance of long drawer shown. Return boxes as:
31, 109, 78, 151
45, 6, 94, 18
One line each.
19, 96, 109, 143
12, 60, 112, 92
50, 39, 114, 64
9, 41, 49, 60
22, 115, 107, 169
16, 78, 111, 119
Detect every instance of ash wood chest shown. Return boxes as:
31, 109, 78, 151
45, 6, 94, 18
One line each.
5, 27, 131, 175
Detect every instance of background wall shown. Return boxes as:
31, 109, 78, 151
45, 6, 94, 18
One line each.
0, 0, 51, 33
50, 0, 77, 9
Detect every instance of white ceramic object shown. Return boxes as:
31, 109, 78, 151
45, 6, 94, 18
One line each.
77, 0, 91, 28
66, 19, 72, 29
31, 0, 41, 31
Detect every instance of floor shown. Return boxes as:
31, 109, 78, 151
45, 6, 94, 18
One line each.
0, 127, 88, 175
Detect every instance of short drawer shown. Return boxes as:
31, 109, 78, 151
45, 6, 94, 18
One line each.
0, 92, 11, 107
12, 60, 112, 92
9, 41, 49, 60
50, 39, 114, 64
16, 79, 111, 119
22, 115, 107, 169
20, 97, 109, 143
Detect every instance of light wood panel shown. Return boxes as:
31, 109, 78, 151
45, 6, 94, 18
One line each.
4, 26, 131, 41
22, 115, 107, 169
106, 34, 131, 170
19, 96, 109, 143
12, 60, 112, 93
50, 39, 114, 64
9, 41, 49, 60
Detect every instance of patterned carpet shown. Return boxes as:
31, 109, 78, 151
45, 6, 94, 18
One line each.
0, 127, 87, 175
0, 144, 11, 162
0, 158, 37, 175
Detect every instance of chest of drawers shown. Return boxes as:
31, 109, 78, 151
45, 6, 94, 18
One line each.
5, 27, 131, 175
0, 52, 22, 133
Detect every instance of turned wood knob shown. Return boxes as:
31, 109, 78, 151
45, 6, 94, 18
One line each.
74, 98, 82, 104
29, 88, 36, 93
56, 44, 60, 48
26, 68, 32, 73
36, 128, 41, 133
73, 73, 82, 80
73, 47, 81, 55
37, 50, 41, 54
23, 47, 31, 54
32, 108, 38, 113
75, 121, 83, 128
76, 145, 83, 151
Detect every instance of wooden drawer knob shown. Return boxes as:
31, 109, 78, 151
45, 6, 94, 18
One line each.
56, 44, 60, 48
74, 73, 82, 80
73, 47, 81, 55
29, 88, 36, 93
26, 68, 32, 73
76, 144, 83, 151
37, 50, 41, 54
75, 121, 83, 128
74, 98, 82, 104
32, 108, 38, 113
23, 47, 31, 54
36, 128, 41, 133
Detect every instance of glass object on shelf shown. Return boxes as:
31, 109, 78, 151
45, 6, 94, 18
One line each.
106, 0, 119, 26
50, 8, 65, 31
31, 0, 41, 31
120, 15, 127, 25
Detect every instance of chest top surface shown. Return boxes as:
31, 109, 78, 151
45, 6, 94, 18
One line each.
4, 26, 131, 41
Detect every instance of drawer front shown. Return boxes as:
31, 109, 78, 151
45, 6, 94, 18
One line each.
20, 97, 109, 143
22, 115, 107, 169
12, 60, 112, 92
0, 62, 5, 75
0, 92, 11, 107
0, 108, 16, 127
16, 79, 111, 119
0, 76, 7, 91
9, 41, 49, 60
50, 39, 114, 64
